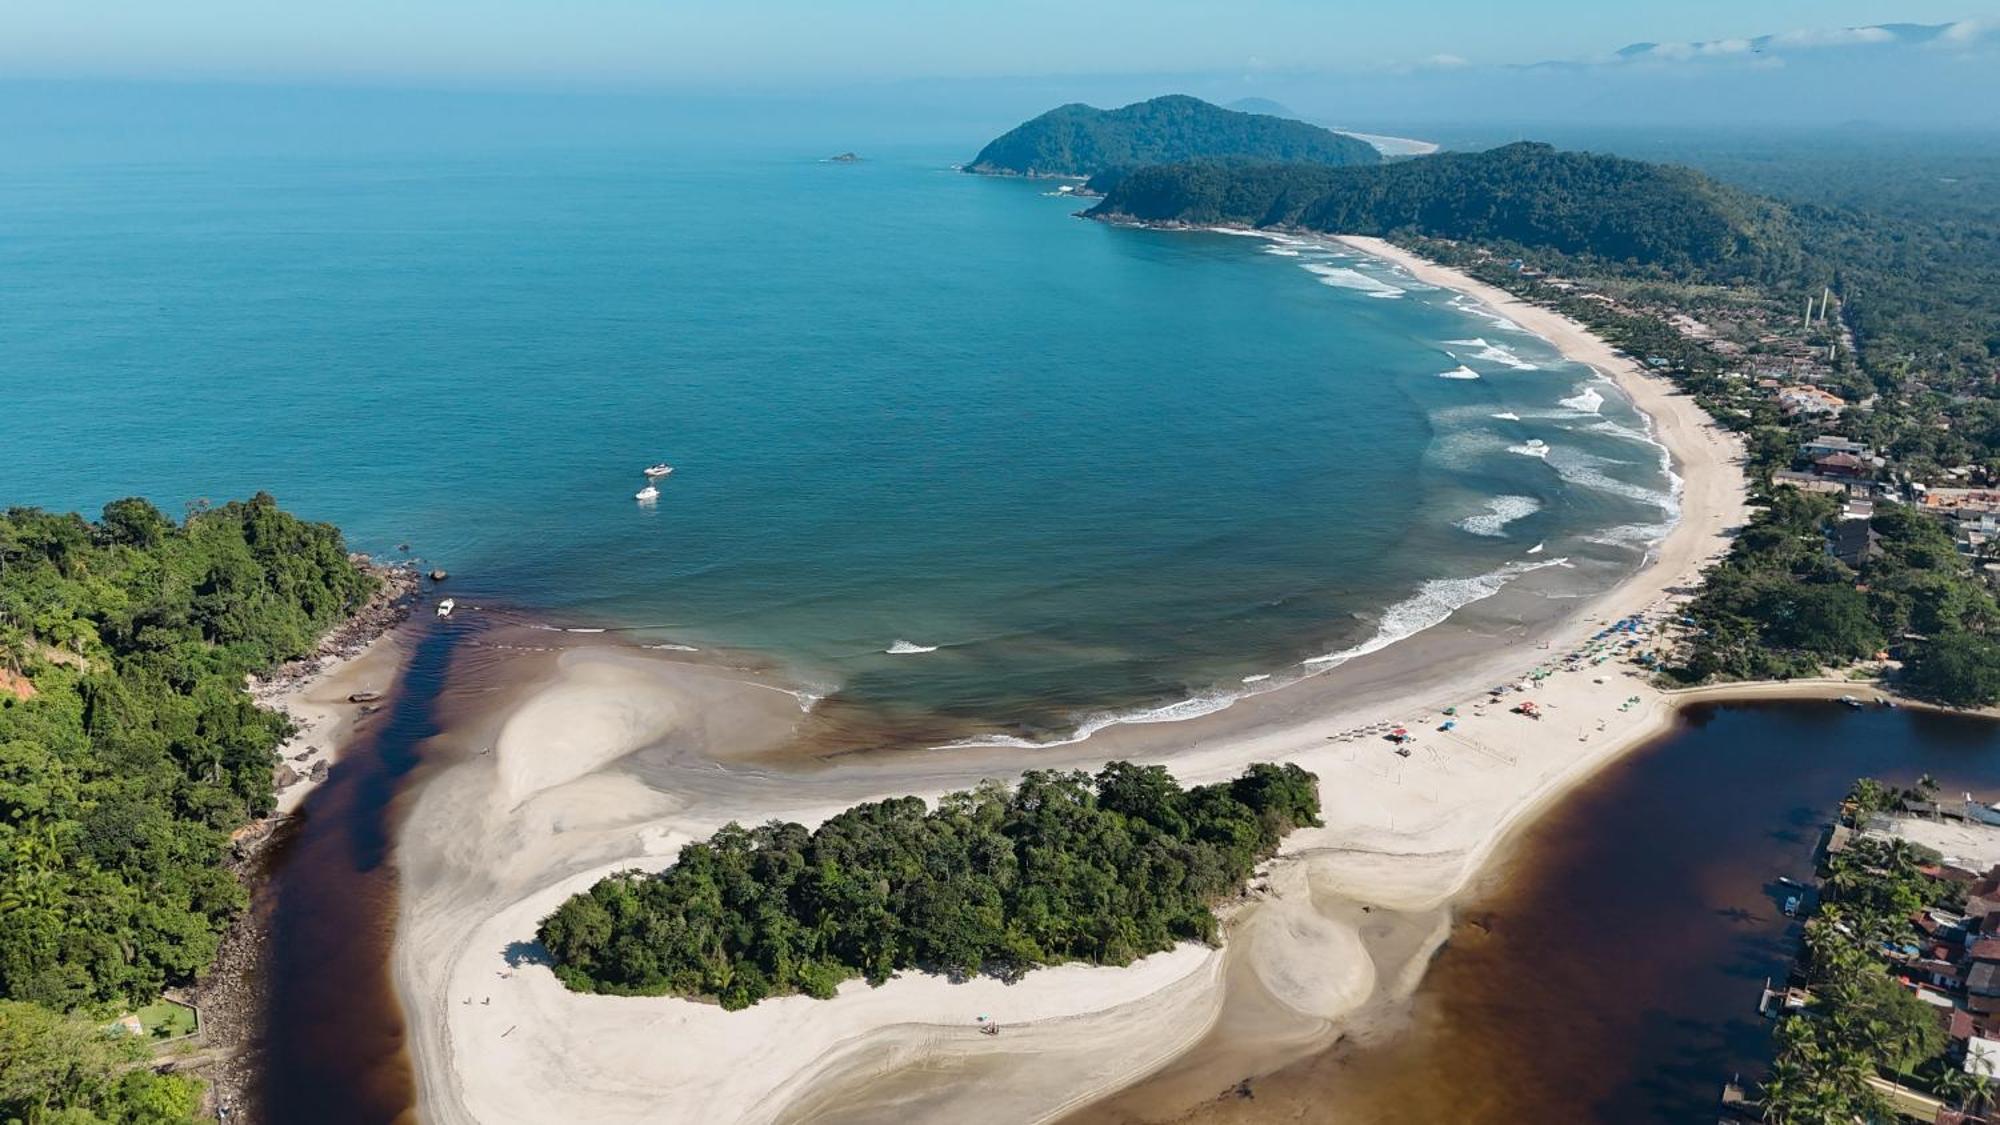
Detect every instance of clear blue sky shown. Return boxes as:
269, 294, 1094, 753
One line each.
5, 1, 1992, 86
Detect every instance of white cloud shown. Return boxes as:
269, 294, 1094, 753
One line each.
1768, 26, 1896, 49
1939, 19, 1991, 44
1423, 53, 1468, 69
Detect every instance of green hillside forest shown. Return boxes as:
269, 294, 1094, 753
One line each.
0, 494, 377, 1122
966, 94, 1380, 178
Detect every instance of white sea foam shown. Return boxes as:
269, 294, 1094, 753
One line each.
1586, 418, 1653, 444
936, 555, 1572, 751
885, 640, 939, 654
1558, 384, 1606, 414
1301, 557, 1570, 670
643, 642, 700, 652
1527, 542, 1545, 554
1509, 439, 1551, 459
1438, 364, 1482, 380
1445, 336, 1539, 370
1263, 246, 1302, 258
1457, 495, 1542, 537
1544, 446, 1678, 513
1584, 521, 1676, 549
936, 690, 1245, 750
564, 627, 607, 634
1301, 262, 1404, 298
1491, 411, 1522, 421
1449, 294, 1532, 334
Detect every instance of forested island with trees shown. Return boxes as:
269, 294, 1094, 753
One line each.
1062, 123, 2000, 706
539, 761, 1320, 1009
964, 94, 1379, 179
0, 495, 379, 1122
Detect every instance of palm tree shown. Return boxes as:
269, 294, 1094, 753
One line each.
1970, 1075, 1997, 1120
1934, 1066, 1980, 1112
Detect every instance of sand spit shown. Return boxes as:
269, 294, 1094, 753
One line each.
394, 242, 1754, 1125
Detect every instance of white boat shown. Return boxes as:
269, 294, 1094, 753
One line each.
436, 598, 456, 618
635, 485, 659, 502
643, 463, 674, 478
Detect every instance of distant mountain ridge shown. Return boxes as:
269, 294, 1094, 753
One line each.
1087, 142, 1800, 279
966, 94, 1379, 179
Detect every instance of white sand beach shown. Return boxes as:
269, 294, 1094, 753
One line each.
391, 239, 1763, 1125
255, 629, 405, 816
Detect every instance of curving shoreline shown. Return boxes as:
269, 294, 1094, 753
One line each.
387, 237, 1765, 1124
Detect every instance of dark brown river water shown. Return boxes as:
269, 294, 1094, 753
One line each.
1084, 701, 2000, 1124
252, 620, 458, 1124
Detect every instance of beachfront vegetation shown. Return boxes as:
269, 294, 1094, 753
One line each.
1670, 491, 2000, 694
966, 95, 1378, 178
539, 761, 1319, 1008
0, 1000, 204, 1124
0, 494, 376, 1112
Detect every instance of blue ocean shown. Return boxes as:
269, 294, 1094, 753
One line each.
1, 91, 1674, 739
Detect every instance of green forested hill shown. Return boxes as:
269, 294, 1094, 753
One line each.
1088, 142, 1802, 280
0, 494, 376, 1013
966, 94, 1379, 178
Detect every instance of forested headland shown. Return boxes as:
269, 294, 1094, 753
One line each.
1087, 142, 1801, 279
965, 94, 1379, 179
539, 761, 1320, 1009
0, 494, 379, 1121
1080, 132, 2000, 704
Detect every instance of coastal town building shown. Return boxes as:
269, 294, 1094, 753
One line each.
1801, 436, 1878, 460
1779, 386, 1848, 417
1827, 518, 1884, 568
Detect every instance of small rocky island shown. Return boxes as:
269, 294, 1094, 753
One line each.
826, 152, 863, 163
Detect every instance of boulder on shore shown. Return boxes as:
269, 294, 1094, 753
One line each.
429, 569, 448, 582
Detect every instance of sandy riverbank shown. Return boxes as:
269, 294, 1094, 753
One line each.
392, 239, 1758, 1125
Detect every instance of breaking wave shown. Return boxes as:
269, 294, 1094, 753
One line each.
1301, 262, 1404, 298
1458, 495, 1542, 537
1438, 364, 1482, 380
936, 557, 1570, 751
1558, 384, 1606, 414
1446, 336, 1539, 370
885, 640, 939, 654
1300, 557, 1571, 670
1449, 294, 1531, 334
1545, 446, 1678, 513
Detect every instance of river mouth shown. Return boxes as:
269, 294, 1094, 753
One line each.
1069, 701, 2000, 1124
255, 619, 457, 1125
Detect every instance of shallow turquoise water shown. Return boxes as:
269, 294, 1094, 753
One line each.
2, 121, 1673, 735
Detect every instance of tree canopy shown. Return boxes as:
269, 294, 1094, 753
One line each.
0, 494, 376, 1011
0, 1000, 203, 1124
540, 761, 1320, 1009
1088, 143, 1799, 279
966, 95, 1379, 179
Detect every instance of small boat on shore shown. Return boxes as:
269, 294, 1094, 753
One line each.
635, 485, 659, 502
643, 463, 674, 478
436, 598, 456, 618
